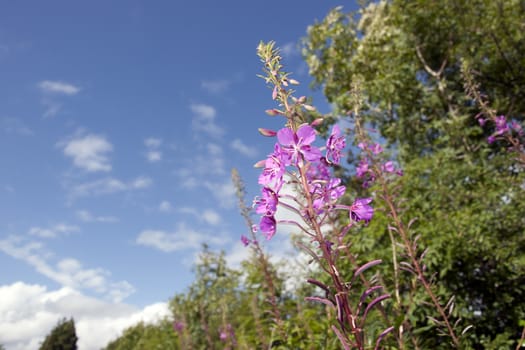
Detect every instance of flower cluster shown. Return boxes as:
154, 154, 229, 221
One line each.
478, 114, 524, 145
355, 140, 402, 188
252, 122, 373, 241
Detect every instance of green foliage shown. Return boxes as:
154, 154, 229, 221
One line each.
39, 318, 78, 350
303, 0, 525, 347
104, 321, 178, 350
105, 1, 525, 348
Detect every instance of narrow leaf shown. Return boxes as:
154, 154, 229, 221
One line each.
363, 294, 390, 320
353, 259, 382, 280
305, 296, 335, 308
331, 325, 351, 350
374, 326, 395, 350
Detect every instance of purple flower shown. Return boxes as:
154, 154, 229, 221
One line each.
326, 125, 346, 164
350, 198, 374, 223
510, 120, 523, 135
241, 235, 250, 247
356, 160, 369, 178
173, 321, 184, 332
258, 144, 287, 192
382, 161, 395, 173
488, 135, 496, 144
478, 117, 487, 126
306, 159, 331, 182
358, 142, 367, 150
277, 124, 322, 164
260, 216, 276, 240
219, 331, 228, 341
495, 115, 509, 134
370, 143, 383, 155
312, 177, 346, 214
254, 187, 278, 216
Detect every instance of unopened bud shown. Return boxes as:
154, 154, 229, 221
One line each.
310, 118, 324, 127
253, 159, 266, 168
272, 86, 278, 100
265, 109, 283, 116
258, 128, 277, 137
303, 104, 316, 112
297, 96, 307, 103
289, 79, 300, 85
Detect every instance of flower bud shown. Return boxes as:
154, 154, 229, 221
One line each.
265, 109, 283, 116
272, 86, 278, 100
310, 118, 324, 127
303, 104, 316, 112
258, 128, 277, 137
253, 159, 266, 168
289, 78, 300, 85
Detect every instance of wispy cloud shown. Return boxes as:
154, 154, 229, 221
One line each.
28, 223, 79, 239
190, 103, 224, 138
76, 210, 118, 223
0, 282, 168, 350
68, 176, 152, 199
280, 41, 299, 59
38, 80, 80, 95
61, 134, 113, 172
144, 138, 162, 163
1, 117, 34, 136
41, 99, 62, 119
136, 223, 227, 252
201, 79, 230, 94
0, 236, 134, 302
230, 138, 258, 157
158, 200, 173, 212
203, 179, 236, 209
177, 207, 221, 226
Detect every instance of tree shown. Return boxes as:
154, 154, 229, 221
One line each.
303, 1, 525, 348
39, 318, 78, 350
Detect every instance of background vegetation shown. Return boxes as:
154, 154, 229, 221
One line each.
101, 1, 525, 348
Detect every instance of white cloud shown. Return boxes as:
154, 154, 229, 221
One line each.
0, 282, 169, 350
146, 151, 162, 162
69, 176, 152, 199
144, 138, 162, 163
28, 223, 80, 239
190, 103, 224, 138
131, 176, 153, 189
158, 200, 172, 212
38, 80, 80, 95
230, 138, 258, 157
0, 236, 134, 302
136, 223, 227, 253
201, 79, 230, 94
62, 134, 113, 172
76, 210, 118, 223
144, 138, 162, 148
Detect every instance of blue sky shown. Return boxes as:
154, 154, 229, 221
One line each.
0, 1, 357, 348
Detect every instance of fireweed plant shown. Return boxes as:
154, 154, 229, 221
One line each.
252, 41, 393, 350
349, 85, 468, 348
232, 168, 287, 346
462, 62, 525, 166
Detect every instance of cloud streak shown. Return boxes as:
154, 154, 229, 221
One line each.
136, 223, 227, 252
0, 236, 134, 302
38, 80, 80, 95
